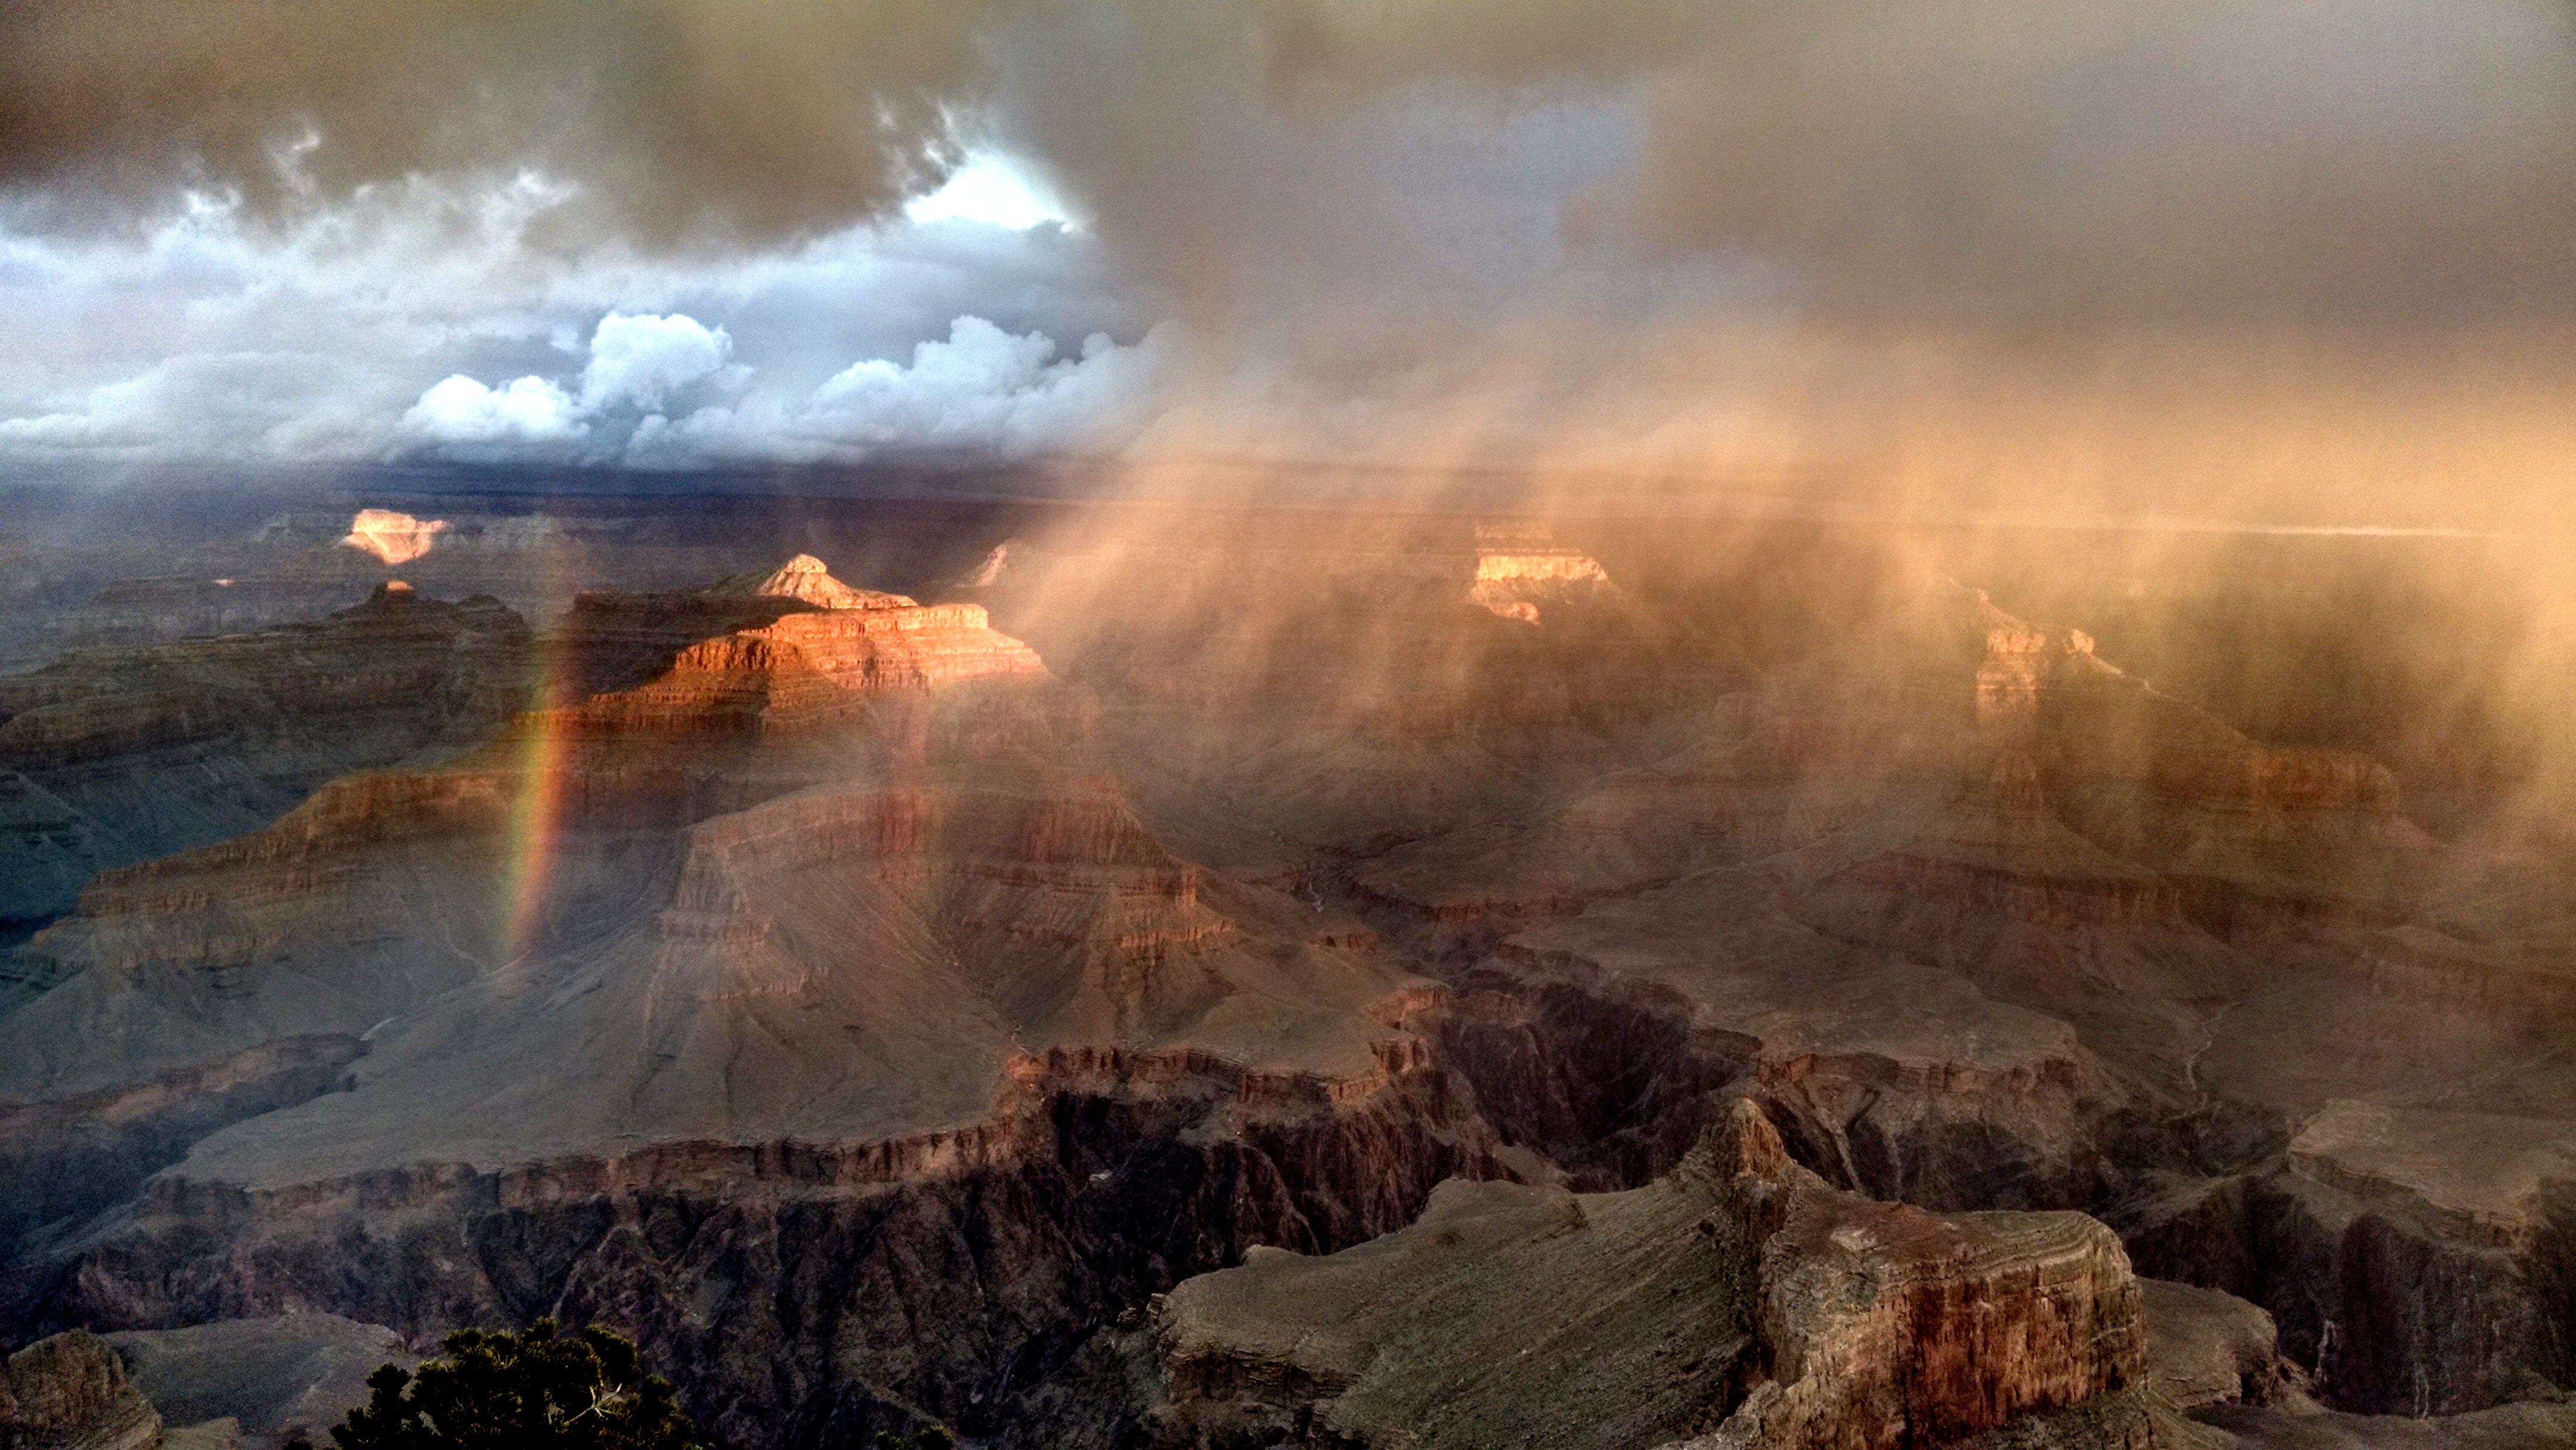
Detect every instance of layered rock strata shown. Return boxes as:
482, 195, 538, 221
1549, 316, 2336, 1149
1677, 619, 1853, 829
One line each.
1314, 578, 2576, 1420
1154, 1101, 2144, 1450
39, 1051, 1508, 1450
0, 1330, 162, 1450
0, 1037, 361, 1269
0, 585, 532, 941
0, 559, 1485, 1447
2120, 1102, 2576, 1417
10, 525, 2576, 1448
0, 559, 1380, 1148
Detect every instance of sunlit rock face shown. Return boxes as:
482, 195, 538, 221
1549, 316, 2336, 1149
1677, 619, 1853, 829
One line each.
707, 552, 915, 611
0, 557, 1391, 1163
553, 561, 1046, 721
0, 554, 1485, 1449
336, 509, 449, 566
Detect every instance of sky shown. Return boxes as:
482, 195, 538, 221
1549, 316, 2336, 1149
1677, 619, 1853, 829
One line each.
5, 0, 2576, 525
0, 148, 1153, 470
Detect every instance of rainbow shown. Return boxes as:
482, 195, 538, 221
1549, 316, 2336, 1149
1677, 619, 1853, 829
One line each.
498, 582, 583, 963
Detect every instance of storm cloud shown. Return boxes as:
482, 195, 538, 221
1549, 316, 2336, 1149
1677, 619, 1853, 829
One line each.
8, 0, 2576, 519
18, 1, 2576, 320
0, 0, 997, 247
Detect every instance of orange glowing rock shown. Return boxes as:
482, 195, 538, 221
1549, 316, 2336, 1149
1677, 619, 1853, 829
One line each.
338, 508, 449, 566
1466, 523, 1611, 622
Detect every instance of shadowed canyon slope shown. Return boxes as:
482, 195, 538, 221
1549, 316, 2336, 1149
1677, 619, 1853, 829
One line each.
3, 515, 2574, 1449
0, 585, 534, 950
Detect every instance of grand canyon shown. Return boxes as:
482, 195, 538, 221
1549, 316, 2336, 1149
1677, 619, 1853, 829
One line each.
9, 2, 2576, 1445
1, 491, 2571, 1449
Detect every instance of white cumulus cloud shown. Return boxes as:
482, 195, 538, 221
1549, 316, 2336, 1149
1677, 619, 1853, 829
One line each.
402, 373, 584, 444
0, 172, 1144, 469
577, 311, 735, 412
627, 315, 1162, 464
401, 310, 734, 452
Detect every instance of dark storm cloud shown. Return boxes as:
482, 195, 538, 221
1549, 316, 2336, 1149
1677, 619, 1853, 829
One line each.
11, 0, 2576, 322
0, 0, 997, 246
1593, 0, 2576, 323
992, 0, 2576, 327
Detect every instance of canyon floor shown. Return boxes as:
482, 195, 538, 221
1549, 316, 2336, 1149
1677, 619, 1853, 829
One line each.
2, 493, 2572, 1449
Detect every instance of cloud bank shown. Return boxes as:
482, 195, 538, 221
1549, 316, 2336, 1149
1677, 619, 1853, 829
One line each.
0, 164, 1150, 469
18, 0, 2574, 326
405, 311, 1159, 466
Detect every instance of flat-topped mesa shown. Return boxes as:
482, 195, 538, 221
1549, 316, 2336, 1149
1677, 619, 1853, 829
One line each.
561, 557, 1045, 717
2286, 1099, 2576, 1252
751, 600, 1044, 693
339, 507, 448, 566
0, 587, 528, 767
708, 555, 1044, 694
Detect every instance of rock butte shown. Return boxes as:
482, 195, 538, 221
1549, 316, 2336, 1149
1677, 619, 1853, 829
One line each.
2, 528, 2574, 1449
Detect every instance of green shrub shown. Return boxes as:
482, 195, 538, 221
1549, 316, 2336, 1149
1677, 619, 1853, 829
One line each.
286, 1319, 699, 1450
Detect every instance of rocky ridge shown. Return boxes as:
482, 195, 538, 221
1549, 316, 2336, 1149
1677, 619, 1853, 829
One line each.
0, 1330, 161, 1450
1154, 1101, 2144, 1450
1253, 572, 2576, 1422
0, 585, 532, 953
1466, 522, 1617, 624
